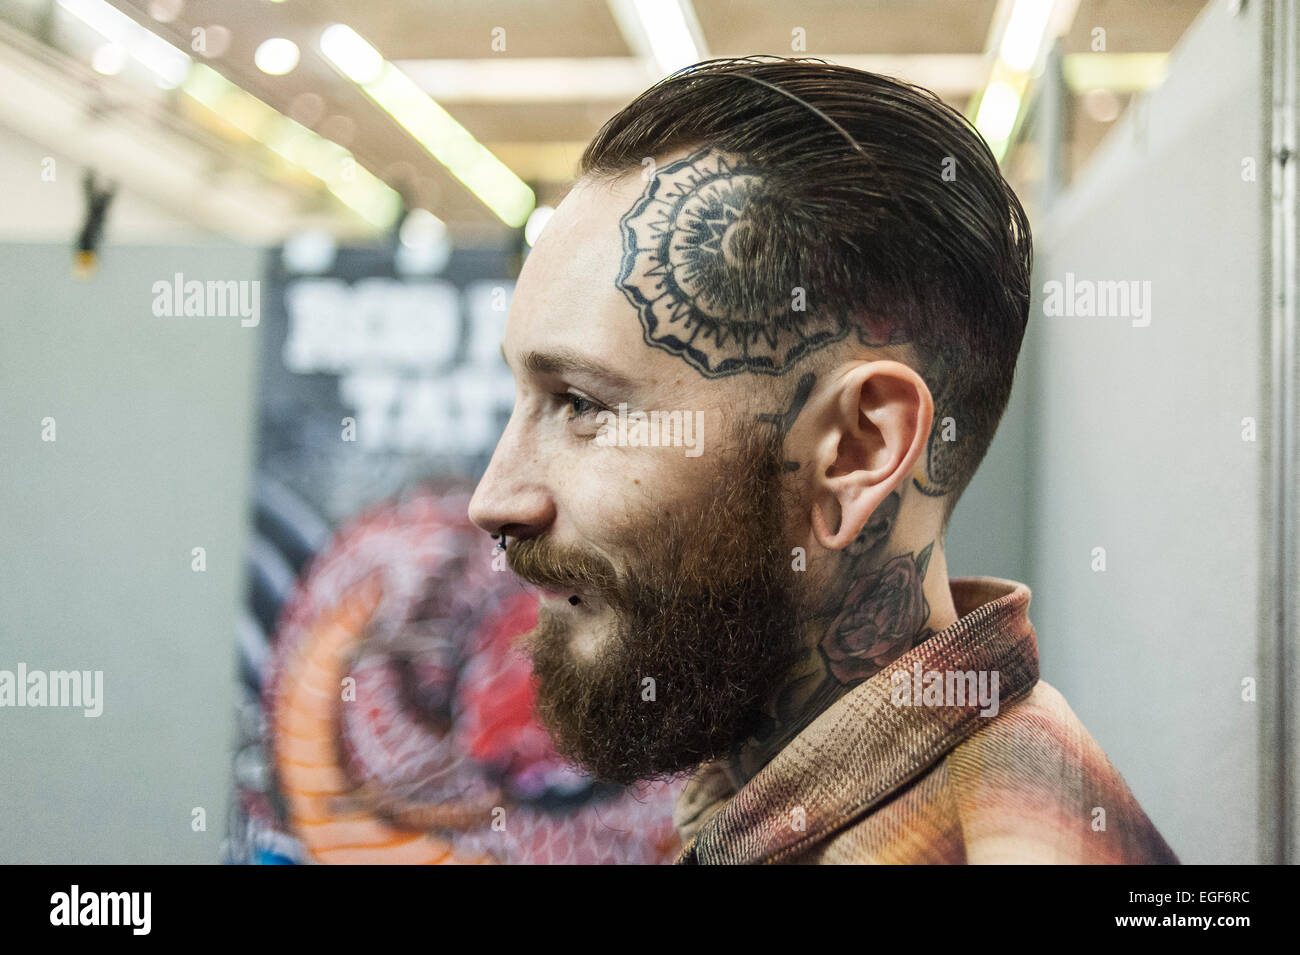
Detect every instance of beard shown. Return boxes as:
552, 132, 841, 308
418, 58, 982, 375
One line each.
505, 416, 808, 786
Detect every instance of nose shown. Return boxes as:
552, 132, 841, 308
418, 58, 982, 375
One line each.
467, 414, 555, 542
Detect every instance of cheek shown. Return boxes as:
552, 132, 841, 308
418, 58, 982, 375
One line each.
557, 447, 710, 544
551, 401, 735, 542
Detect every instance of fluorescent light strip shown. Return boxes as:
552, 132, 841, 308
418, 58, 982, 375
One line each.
608, 0, 706, 78
56, 0, 190, 88
999, 0, 1054, 72
55, 1, 395, 227
320, 23, 534, 228
181, 64, 400, 228
631, 0, 700, 75
972, 0, 1076, 160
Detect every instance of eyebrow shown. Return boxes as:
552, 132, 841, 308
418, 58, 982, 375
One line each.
502, 344, 636, 392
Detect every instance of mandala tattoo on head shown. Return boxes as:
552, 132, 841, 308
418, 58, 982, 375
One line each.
616, 147, 848, 377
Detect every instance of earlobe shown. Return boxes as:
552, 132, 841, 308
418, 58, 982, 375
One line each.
807, 427, 854, 548
813, 480, 893, 551
810, 496, 843, 549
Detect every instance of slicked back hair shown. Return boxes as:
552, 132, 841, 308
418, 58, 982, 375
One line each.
579, 56, 1033, 530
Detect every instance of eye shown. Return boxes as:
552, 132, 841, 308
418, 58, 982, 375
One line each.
557, 390, 605, 420
567, 393, 595, 416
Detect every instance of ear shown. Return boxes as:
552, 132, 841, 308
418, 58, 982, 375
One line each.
805, 361, 933, 550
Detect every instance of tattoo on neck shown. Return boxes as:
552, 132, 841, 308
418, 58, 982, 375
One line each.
725, 489, 941, 785
819, 539, 934, 684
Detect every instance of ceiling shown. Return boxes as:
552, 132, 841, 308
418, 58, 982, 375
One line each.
0, 0, 1211, 242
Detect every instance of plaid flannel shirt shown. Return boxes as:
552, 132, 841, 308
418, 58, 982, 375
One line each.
673, 577, 1179, 865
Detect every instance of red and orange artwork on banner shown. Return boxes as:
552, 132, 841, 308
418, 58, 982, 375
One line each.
258, 485, 681, 865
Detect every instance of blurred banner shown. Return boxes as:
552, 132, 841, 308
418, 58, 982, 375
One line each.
225, 238, 682, 864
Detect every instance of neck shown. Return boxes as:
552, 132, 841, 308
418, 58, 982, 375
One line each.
722, 529, 958, 789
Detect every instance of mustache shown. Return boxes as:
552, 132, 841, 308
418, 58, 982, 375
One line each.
506, 536, 622, 601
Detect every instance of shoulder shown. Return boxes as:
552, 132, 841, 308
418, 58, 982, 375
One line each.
940, 680, 1180, 864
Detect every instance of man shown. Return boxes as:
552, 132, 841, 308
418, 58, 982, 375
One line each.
468, 56, 1178, 865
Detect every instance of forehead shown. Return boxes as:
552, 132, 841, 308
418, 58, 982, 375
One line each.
506, 170, 645, 363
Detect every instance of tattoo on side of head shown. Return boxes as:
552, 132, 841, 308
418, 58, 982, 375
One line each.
616, 147, 848, 377
618, 146, 960, 499
756, 372, 816, 472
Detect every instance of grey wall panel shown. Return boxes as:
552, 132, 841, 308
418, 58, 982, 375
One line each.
944, 351, 1031, 585
1028, 0, 1269, 863
0, 242, 262, 863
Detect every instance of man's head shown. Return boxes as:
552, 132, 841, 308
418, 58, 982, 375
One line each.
468, 56, 1032, 786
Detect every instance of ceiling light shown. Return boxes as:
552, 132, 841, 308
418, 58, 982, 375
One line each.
608, 0, 703, 77
398, 207, 445, 248
181, 64, 400, 227
91, 43, 127, 75
58, 0, 190, 88
319, 23, 383, 84
198, 24, 231, 59
999, 0, 1054, 73
147, 0, 183, 23
255, 38, 300, 75
524, 206, 554, 246
287, 91, 325, 125
282, 230, 337, 274
319, 23, 534, 227
975, 80, 1021, 141
630, 0, 699, 74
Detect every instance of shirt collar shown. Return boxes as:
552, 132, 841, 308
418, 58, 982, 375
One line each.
674, 576, 1038, 865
